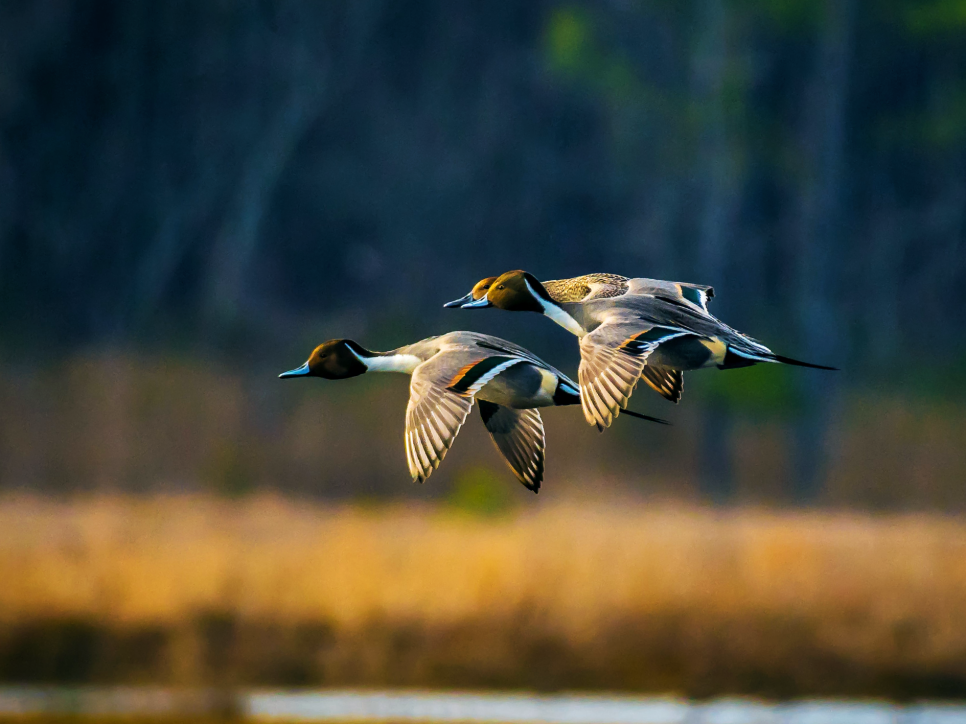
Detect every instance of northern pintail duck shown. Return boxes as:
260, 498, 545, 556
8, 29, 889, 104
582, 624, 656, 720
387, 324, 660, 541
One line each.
279, 331, 665, 492
445, 271, 836, 430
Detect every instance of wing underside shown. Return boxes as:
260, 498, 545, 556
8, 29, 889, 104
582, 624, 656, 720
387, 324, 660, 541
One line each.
579, 323, 687, 429
478, 401, 545, 492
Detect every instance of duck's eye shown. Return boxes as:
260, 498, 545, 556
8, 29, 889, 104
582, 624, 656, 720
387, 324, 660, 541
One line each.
497, 284, 505, 290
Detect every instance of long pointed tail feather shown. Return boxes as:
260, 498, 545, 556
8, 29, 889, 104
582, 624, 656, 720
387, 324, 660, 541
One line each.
770, 354, 839, 371
726, 344, 839, 371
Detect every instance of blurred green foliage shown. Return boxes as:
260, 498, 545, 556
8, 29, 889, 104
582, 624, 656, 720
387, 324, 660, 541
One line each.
688, 364, 803, 417
689, 364, 803, 418
546, 6, 591, 74
905, 0, 966, 33
883, 354, 966, 405
748, 0, 825, 30
206, 441, 255, 499
446, 465, 518, 516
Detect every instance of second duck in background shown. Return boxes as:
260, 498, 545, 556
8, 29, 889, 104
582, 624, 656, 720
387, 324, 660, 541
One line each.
445, 271, 836, 430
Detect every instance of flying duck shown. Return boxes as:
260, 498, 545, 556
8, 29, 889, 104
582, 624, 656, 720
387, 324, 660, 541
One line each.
445, 271, 836, 430
279, 331, 666, 492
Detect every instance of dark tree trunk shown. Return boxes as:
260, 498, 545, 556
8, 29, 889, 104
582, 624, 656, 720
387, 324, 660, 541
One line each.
693, 0, 740, 503
789, 0, 855, 502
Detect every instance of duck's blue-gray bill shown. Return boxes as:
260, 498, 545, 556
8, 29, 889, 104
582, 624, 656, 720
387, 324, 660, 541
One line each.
443, 293, 474, 308
279, 362, 311, 378
459, 297, 493, 308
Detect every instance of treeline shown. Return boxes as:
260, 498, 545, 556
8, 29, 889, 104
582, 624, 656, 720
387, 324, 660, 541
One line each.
1, 0, 964, 356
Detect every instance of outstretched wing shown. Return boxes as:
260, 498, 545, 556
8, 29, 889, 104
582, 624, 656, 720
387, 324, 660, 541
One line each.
578, 322, 690, 429
405, 360, 475, 483
478, 401, 545, 493
640, 366, 684, 404
406, 351, 530, 483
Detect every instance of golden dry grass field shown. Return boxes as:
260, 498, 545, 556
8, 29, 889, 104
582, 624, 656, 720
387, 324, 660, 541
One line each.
2, 495, 966, 698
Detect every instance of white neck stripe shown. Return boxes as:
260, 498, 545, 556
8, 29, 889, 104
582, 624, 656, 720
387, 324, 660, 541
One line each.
349, 348, 422, 374
525, 279, 586, 337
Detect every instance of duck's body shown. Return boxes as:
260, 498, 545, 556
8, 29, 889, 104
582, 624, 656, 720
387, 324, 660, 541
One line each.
552, 275, 757, 369
543, 273, 714, 310
446, 271, 835, 430
385, 332, 577, 411
280, 331, 660, 492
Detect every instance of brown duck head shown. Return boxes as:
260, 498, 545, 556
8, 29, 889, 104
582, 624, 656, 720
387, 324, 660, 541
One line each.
444, 270, 552, 313
279, 339, 371, 380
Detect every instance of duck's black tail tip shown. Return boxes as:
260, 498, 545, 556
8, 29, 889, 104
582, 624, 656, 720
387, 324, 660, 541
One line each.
621, 409, 671, 425
771, 354, 839, 371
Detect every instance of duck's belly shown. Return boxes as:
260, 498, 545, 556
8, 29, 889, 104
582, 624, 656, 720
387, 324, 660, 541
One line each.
648, 335, 725, 369
476, 363, 557, 408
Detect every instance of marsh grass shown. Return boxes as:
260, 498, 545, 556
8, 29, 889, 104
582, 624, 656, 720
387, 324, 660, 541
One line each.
1, 495, 966, 697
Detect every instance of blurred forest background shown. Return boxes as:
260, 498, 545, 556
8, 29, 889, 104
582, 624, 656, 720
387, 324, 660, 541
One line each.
2, 0, 966, 506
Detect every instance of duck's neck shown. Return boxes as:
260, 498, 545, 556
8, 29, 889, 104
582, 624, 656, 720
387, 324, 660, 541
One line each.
543, 304, 586, 337
523, 277, 586, 337
535, 296, 586, 337
351, 348, 422, 374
